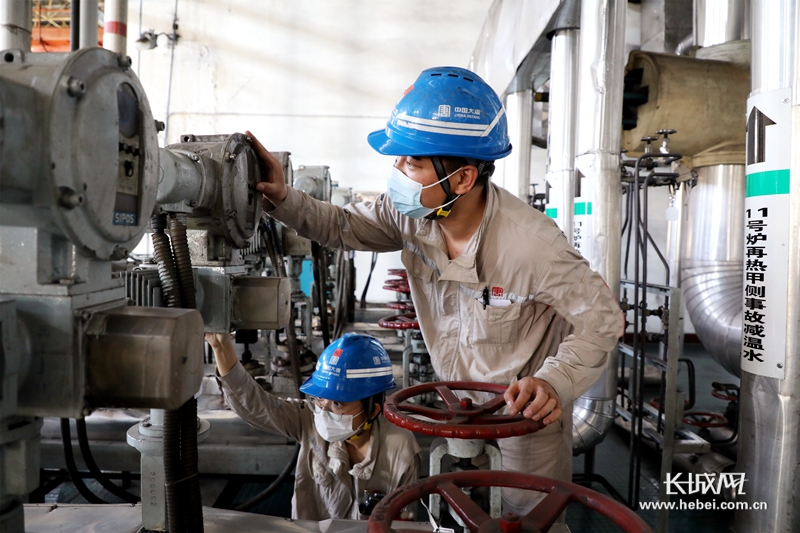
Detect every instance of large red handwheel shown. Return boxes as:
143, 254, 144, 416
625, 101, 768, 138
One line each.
378, 313, 419, 330
384, 381, 543, 439
682, 411, 728, 428
367, 471, 654, 533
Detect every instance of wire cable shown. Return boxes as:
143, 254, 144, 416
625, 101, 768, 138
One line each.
233, 443, 301, 511
60, 418, 106, 504
75, 418, 140, 504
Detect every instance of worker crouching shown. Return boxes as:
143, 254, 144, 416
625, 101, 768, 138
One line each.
207, 332, 421, 520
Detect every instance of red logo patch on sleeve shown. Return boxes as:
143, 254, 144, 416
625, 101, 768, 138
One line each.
491, 287, 504, 298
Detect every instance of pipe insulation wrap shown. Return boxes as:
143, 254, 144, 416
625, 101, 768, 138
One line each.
681, 164, 745, 377
570, 0, 626, 454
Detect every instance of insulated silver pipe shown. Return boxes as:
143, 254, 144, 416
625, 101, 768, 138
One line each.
736, 0, 799, 530
694, 0, 750, 47
546, 28, 579, 236
505, 89, 533, 201
681, 164, 745, 377
0, 0, 32, 52
571, 0, 625, 455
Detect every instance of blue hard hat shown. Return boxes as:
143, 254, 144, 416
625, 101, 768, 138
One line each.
299, 333, 395, 403
367, 66, 512, 161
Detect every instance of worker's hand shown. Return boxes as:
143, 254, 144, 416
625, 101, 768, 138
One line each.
246, 130, 289, 209
504, 377, 562, 426
205, 333, 237, 377
205, 332, 232, 351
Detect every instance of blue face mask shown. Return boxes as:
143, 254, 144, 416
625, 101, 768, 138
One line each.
386, 165, 463, 219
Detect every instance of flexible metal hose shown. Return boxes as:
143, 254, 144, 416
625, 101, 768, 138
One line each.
168, 214, 197, 309
150, 214, 183, 308
163, 408, 185, 532
182, 398, 203, 531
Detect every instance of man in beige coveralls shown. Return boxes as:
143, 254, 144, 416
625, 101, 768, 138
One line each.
249, 66, 623, 526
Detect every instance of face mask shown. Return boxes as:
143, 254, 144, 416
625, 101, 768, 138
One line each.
387, 165, 463, 219
313, 409, 365, 442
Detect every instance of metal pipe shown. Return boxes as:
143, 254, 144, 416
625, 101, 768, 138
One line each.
70, 0, 80, 52
694, 0, 750, 48
736, 0, 800, 531
103, 0, 129, 54
0, 0, 32, 52
571, 0, 625, 455
504, 89, 533, 201
682, 164, 745, 377
79, 0, 98, 49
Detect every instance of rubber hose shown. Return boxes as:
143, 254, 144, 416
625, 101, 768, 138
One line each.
168, 215, 196, 309
59, 419, 106, 504
233, 443, 300, 511
75, 419, 139, 504
150, 214, 183, 308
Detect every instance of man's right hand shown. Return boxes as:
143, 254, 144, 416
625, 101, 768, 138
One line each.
246, 130, 289, 209
205, 333, 237, 377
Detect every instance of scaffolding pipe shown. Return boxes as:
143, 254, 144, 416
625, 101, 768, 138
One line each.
735, 0, 800, 531
103, 0, 129, 54
571, 0, 625, 455
0, 0, 32, 52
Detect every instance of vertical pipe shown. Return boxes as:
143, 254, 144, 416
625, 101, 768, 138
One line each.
736, 0, 799, 531
103, 0, 129, 54
505, 89, 533, 201
79, 0, 98, 49
546, 26, 579, 236
570, 0, 625, 456
694, 0, 750, 47
0, 0, 32, 52
70, 0, 80, 52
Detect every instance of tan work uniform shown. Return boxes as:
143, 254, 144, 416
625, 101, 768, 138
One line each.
218, 362, 421, 520
268, 182, 623, 516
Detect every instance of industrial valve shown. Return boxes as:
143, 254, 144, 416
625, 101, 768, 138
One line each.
367, 471, 654, 533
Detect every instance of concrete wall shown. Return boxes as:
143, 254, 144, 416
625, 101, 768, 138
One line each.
129, 0, 494, 302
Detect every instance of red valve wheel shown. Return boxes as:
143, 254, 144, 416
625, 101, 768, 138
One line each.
682, 411, 728, 428
384, 278, 409, 288
648, 397, 689, 410
384, 381, 544, 439
387, 269, 408, 278
378, 313, 419, 330
387, 301, 415, 311
367, 471, 654, 533
711, 384, 739, 402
